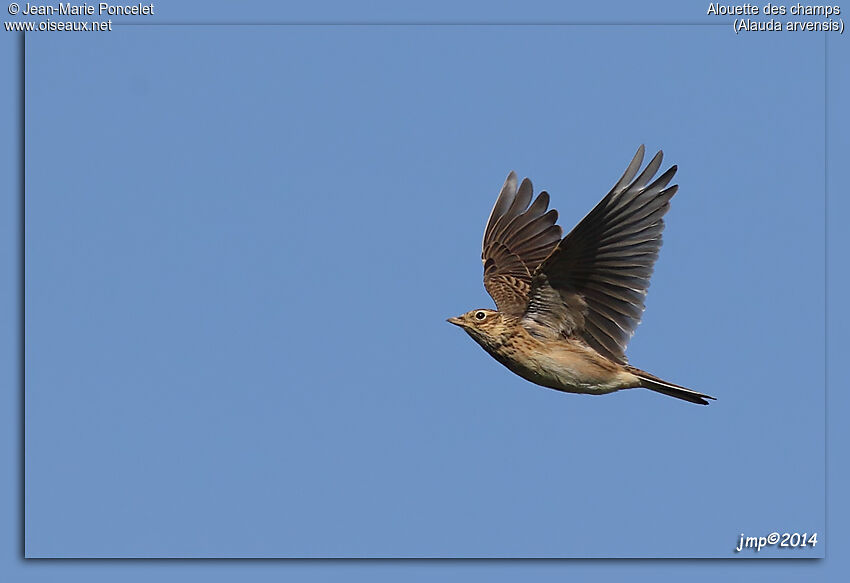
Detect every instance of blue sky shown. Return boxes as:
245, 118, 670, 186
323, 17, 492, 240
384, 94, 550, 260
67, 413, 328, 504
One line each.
2, 0, 849, 580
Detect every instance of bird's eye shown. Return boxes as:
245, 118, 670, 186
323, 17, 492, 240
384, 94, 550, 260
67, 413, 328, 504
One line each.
475, 311, 486, 320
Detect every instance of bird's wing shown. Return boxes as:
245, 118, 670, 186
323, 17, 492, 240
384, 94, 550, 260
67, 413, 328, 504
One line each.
521, 146, 678, 364
481, 172, 563, 316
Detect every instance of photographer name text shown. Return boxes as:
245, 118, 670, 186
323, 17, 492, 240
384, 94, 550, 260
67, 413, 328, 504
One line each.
18, 2, 153, 16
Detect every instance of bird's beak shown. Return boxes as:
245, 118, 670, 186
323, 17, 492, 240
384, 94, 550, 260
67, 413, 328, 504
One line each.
446, 316, 464, 327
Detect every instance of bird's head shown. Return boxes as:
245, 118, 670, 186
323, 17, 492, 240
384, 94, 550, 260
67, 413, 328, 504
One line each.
447, 309, 508, 347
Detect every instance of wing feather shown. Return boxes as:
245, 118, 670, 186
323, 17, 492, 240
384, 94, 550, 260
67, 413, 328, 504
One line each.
481, 174, 562, 315
520, 146, 680, 363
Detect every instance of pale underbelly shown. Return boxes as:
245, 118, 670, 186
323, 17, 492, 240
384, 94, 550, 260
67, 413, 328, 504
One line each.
489, 346, 630, 395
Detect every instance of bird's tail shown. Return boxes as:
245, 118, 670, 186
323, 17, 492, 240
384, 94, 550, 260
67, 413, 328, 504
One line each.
626, 366, 715, 405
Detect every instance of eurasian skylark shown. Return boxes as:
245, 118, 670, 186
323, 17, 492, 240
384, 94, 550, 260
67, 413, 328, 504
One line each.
448, 146, 715, 405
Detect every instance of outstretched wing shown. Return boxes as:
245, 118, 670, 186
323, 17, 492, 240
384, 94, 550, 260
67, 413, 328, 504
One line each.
521, 145, 678, 364
481, 172, 563, 316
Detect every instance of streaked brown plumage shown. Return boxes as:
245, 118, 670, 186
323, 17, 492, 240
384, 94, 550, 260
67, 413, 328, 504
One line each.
448, 145, 715, 405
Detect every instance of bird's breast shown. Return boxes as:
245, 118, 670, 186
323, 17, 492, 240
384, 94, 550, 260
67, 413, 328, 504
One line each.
487, 332, 632, 395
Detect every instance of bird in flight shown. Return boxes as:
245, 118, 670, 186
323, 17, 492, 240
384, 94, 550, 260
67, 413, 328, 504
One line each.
448, 146, 715, 405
